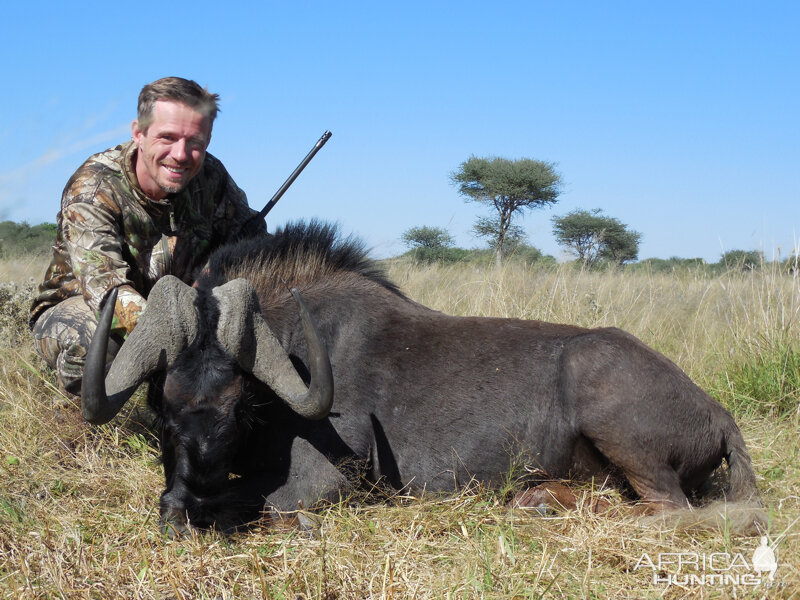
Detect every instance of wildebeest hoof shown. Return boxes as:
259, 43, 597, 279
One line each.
512, 482, 578, 512
512, 482, 615, 514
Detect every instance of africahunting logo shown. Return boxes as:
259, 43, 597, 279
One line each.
633, 536, 782, 588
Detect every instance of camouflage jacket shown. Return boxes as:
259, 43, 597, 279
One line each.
30, 141, 266, 330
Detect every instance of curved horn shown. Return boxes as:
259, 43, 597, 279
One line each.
81, 275, 200, 424
212, 279, 334, 420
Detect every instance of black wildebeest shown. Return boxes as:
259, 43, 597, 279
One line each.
83, 221, 760, 533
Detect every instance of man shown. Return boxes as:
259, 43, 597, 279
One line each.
30, 77, 266, 397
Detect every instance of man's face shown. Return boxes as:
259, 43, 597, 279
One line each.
131, 100, 211, 200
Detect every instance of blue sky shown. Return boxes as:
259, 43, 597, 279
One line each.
1, 1, 797, 262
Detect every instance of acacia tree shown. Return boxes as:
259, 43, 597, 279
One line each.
551, 208, 642, 267
401, 226, 455, 250
401, 225, 460, 263
451, 156, 561, 266
600, 227, 641, 265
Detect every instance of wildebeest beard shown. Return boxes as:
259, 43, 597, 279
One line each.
152, 333, 251, 531
151, 325, 353, 534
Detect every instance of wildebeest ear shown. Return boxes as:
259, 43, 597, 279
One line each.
211, 278, 334, 420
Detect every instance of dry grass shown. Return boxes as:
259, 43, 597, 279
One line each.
2, 256, 799, 598
0, 255, 50, 285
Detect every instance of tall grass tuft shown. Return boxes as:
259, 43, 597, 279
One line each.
720, 341, 800, 417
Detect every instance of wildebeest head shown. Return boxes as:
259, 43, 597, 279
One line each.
82, 274, 333, 532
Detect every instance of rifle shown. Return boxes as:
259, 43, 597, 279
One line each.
239, 130, 332, 235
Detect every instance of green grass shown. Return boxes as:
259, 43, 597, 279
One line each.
718, 341, 800, 417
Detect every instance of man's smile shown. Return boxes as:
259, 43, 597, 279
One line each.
162, 164, 189, 176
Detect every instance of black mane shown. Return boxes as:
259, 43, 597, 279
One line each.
197, 220, 404, 298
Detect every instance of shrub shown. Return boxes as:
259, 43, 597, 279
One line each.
720, 249, 764, 271
719, 341, 800, 417
0, 221, 57, 258
402, 246, 471, 264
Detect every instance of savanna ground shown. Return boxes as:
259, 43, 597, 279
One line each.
1, 252, 798, 599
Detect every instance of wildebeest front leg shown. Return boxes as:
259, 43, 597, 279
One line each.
262, 436, 352, 518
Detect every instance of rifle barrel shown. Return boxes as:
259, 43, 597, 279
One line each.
256, 130, 332, 221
